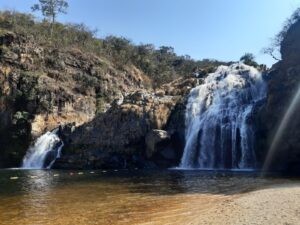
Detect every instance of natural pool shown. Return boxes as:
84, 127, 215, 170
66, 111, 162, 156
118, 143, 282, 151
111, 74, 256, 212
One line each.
0, 169, 299, 225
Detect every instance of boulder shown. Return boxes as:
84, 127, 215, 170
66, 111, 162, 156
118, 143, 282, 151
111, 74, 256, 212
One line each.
145, 129, 170, 158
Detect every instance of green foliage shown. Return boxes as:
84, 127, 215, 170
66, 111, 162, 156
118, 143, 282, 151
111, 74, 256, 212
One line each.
32, 0, 68, 23
240, 53, 259, 67
0, 10, 227, 87
96, 97, 106, 113
0, 28, 8, 36
240, 53, 255, 62
22, 71, 41, 77
239, 53, 267, 70
31, 0, 68, 39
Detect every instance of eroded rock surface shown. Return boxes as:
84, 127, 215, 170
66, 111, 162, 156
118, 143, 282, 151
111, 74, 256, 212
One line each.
54, 78, 198, 169
0, 31, 150, 167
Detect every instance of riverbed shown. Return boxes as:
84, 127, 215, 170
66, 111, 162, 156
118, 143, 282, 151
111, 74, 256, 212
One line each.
0, 169, 299, 225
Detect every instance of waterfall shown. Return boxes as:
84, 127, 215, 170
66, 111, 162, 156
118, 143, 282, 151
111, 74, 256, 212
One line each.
180, 63, 266, 170
22, 129, 64, 169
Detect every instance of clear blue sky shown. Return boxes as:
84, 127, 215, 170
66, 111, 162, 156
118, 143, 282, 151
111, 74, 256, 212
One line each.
0, 0, 299, 66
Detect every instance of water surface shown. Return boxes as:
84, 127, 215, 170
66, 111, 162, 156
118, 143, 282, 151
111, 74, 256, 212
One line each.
0, 169, 297, 225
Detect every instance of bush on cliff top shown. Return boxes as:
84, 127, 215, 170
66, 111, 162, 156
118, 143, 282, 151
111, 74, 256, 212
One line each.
0, 10, 226, 87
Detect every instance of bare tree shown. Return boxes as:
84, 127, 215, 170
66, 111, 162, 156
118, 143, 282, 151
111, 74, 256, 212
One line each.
262, 7, 300, 62
261, 47, 280, 61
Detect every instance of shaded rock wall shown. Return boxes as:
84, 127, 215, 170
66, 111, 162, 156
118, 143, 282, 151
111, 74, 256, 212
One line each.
258, 19, 300, 173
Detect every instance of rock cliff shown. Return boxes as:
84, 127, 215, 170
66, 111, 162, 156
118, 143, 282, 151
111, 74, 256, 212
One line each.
8, 10, 300, 171
258, 19, 300, 173
0, 30, 150, 167
0, 25, 200, 168
54, 78, 198, 169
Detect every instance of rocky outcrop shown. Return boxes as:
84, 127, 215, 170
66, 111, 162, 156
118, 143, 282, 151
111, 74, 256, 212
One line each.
0, 30, 151, 167
0, 26, 200, 169
54, 78, 198, 169
258, 19, 300, 173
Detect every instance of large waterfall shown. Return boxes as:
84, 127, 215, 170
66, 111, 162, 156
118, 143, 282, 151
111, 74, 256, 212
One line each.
180, 63, 266, 170
22, 129, 64, 169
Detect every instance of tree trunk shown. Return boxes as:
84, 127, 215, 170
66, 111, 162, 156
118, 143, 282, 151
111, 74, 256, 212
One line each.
50, 14, 56, 41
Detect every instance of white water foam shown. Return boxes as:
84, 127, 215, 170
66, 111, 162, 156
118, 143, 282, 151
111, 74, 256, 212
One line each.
180, 63, 266, 169
22, 129, 64, 169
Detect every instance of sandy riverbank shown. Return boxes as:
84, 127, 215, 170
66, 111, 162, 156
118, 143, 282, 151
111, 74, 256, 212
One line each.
194, 183, 300, 225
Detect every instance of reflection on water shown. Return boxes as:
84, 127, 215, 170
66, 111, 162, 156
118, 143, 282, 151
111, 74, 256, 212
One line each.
0, 169, 297, 225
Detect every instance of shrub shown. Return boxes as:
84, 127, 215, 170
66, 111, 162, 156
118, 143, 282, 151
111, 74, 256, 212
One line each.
0, 10, 227, 87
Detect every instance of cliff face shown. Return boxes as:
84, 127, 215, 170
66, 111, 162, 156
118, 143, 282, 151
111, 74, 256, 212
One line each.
8, 12, 300, 171
0, 11, 231, 169
54, 78, 198, 169
0, 31, 150, 167
0, 28, 199, 168
258, 19, 300, 172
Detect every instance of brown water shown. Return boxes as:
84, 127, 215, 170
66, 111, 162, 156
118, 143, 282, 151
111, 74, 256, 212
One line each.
0, 169, 294, 225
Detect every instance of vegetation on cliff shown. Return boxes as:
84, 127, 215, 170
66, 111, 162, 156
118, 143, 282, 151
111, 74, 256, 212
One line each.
263, 7, 300, 61
0, 9, 228, 167
0, 10, 226, 86
1, 3, 300, 171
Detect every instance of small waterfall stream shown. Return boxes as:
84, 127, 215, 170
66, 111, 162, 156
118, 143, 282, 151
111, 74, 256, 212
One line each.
180, 63, 266, 170
22, 129, 64, 169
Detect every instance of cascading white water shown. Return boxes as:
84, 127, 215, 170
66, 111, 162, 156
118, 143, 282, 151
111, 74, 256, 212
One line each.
22, 129, 64, 169
180, 63, 266, 170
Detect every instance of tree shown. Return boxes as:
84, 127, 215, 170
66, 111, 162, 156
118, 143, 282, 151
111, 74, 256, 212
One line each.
261, 47, 280, 61
240, 53, 259, 68
32, 0, 68, 37
159, 46, 175, 55
240, 53, 254, 64
262, 7, 300, 62
240, 53, 255, 62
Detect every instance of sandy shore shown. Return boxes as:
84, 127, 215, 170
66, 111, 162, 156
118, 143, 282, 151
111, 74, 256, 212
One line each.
195, 183, 300, 225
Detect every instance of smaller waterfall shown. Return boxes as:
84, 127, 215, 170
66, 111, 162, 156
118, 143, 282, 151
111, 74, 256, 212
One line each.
22, 129, 64, 169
